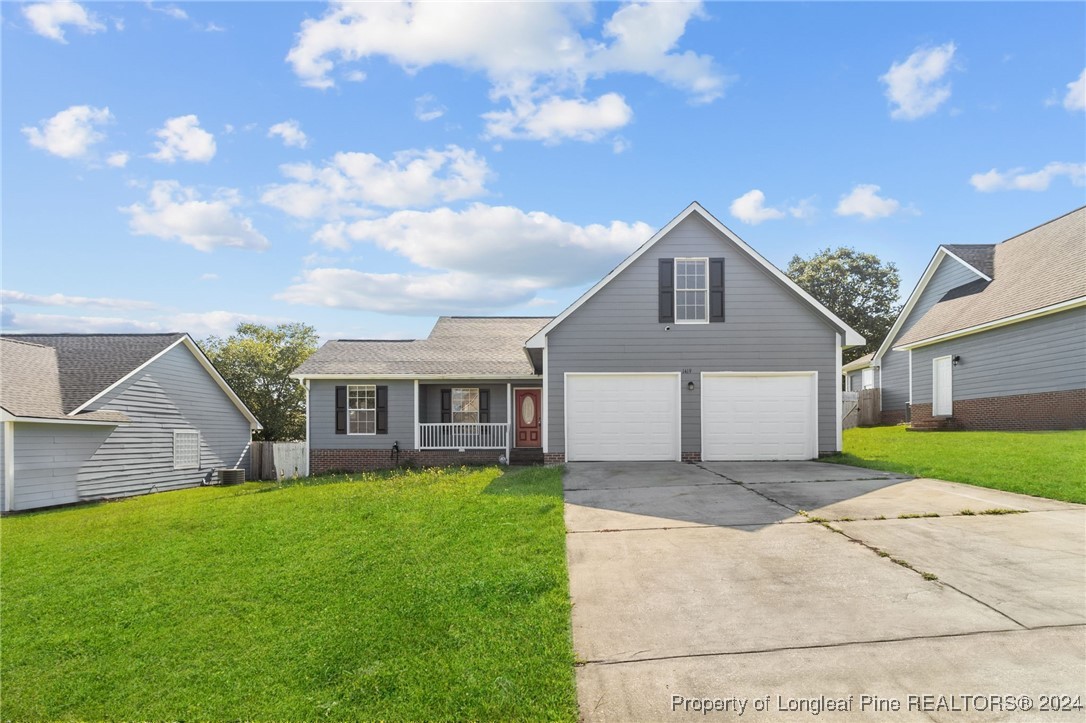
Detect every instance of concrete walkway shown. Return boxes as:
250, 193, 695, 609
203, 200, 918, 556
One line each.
565, 461, 1086, 722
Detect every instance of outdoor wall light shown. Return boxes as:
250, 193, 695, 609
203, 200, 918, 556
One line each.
952, 355, 961, 366
687, 381, 695, 391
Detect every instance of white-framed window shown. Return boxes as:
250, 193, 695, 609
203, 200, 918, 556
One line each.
348, 384, 377, 435
173, 429, 201, 470
675, 257, 709, 323
451, 388, 480, 423
861, 368, 875, 389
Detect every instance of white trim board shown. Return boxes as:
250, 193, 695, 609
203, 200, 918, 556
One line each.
3, 421, 14, 513
874, 246, 990, 362
526, 202, 864, 348
70, 335, 262, 430
893, 296, 1086, 350
0, 411, 123, 426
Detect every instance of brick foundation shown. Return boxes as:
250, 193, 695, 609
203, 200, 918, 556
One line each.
542, 453, 565, 465
311, 448, 505, 474
880, 409, 907, 426
681, 452, 702, 462
909, 388, 1086, 431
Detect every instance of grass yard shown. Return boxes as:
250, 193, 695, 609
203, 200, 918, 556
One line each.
0, 466, 577, 721
823, 426, 1086, 504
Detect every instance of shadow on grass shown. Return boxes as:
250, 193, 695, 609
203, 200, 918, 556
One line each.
483, 465, 565, 498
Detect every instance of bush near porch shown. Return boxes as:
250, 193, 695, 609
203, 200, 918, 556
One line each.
0, 466, 577, 721
822, 426, 1086, 504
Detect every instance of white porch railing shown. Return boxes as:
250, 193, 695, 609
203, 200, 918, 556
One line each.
418, 423, 508, 450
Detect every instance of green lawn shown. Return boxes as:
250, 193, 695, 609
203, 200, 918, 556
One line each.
823, 426, 1086, 503
0, 466, 577, 721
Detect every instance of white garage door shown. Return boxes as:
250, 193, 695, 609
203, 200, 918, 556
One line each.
565, 373, 680, 462
701, 373, 818, 461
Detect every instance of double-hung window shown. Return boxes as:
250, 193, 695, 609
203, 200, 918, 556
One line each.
348, 384, 376, 434
675, 257, 708, 323
451, 388, 480, 423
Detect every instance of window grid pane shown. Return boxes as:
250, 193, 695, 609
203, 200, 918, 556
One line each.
675, 259, 708, 322
451, 388, 480, 424
347, 384, 376, 434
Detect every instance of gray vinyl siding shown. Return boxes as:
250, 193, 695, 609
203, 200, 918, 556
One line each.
546, 214, 842, 455
12, 423, 112, 510
309, 379, 415, 449
419, 381, 540, 424
911, 307, 1086, 403
881, 256, 986, 411
845, 369, 867, 391
77, 343, 253, 501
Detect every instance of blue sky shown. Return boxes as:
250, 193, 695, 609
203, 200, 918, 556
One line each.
3, 1, 1084, 341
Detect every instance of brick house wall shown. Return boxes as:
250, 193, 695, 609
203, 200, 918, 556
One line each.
909, 388, 1086, 431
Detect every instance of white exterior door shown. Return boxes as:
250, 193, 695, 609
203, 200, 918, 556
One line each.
932, 356, 953, 416
701, 373, 818, 461
565, 373, 680, 462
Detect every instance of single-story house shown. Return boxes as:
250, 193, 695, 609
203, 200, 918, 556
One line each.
842, 352, 876, 391
863, 205, 1085, 430
293, 202, 864, 472
1, 333, 261, 512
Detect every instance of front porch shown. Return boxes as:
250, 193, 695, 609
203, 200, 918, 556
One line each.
414, 381, 543, 456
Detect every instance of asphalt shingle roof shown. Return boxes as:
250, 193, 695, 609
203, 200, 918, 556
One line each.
897, 207, 1086, 346
941, 244, 996, 279
0, 338, 127, 422
1, 333, 184, 412
841, 352, 874, 373
294, 317, 552, 377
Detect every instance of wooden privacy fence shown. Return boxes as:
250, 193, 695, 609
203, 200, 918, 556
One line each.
842, 391, 860, 430
250, 441, 308, 481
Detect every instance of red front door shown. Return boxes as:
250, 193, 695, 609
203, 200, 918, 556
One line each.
514, 389, 542, 448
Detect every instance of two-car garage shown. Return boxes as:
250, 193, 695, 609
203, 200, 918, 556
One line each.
563, 372, 818, 462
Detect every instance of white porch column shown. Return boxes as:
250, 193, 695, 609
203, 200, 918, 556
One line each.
506, 382, 512, 460
4, 421, 15, 513
413, 380, 420, 450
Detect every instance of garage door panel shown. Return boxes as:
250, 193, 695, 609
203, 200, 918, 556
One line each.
566, 374, 679, 462
702, 373, 817, 461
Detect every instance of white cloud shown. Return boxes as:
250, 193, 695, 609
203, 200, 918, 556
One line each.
611, 136, 630, 154
199, 273, 219, 281
316, 203, 653, 288
729, 190, 785, 225
344, 70, 367, 82
729, 190, 816, 225
969, 162, 1086, 192
122, 180, 270, 252
22, 105, 112, 159
1063, 69, 1086, 112
106, 151, 130, 168
261, 145, 491, 219
835, 184, 905, 219
414, 94, 446, 122
483, 93, 633, 143
147, 2, 188, 21
149, 115, 217, 163
0, 308, 281, 337
880, 42, 956, 120
278, 269, 541, 315
23, 1, 105, 43
285, 2, 725, 144
268, 119, 309, 148
0, 289, 156, 310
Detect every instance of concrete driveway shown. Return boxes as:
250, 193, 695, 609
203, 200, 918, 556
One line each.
565, 461, 1086, 722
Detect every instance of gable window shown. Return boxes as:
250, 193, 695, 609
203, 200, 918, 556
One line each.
675, 258, 709, 323
348, 384, 376, 434
451, 388, 480, 423
173, 429, 200, 470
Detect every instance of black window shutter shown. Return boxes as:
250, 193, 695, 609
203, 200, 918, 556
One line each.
658, 258, 675, 323
479, 389, 490, 423
440, 389, 452, 423
335, 385, 347, 434
375, 386, 388, 434
709, 257, 725, 323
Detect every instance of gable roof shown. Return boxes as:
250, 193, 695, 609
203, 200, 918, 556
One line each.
526, 202, 865, 348
0, 333, 261, 428
893, 206, 1086, 349
293, 317, 551, 378
0, 339, 127, 424
841, 352, 875, 373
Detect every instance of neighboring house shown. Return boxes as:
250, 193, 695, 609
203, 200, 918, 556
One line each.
0, 333, 261, 512
293, 202, 864, 472
866, 206, 1085, 430
843, 352, 876, 391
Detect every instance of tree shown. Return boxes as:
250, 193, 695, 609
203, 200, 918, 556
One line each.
786, 247, 902, 363
202, 323, 319, 441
